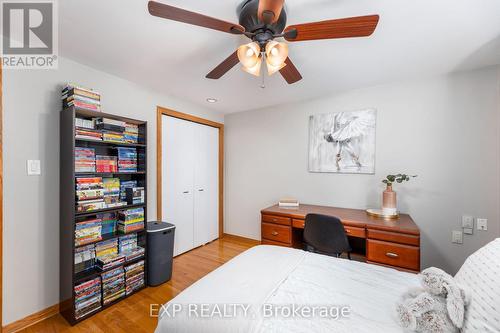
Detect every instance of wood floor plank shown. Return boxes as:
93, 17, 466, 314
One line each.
16, 236, 258, 333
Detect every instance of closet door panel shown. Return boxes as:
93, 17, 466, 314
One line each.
162, 116, 195, 256
193, 123, 219, 246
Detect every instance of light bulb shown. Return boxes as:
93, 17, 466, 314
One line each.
237, 42, 261, 69
265, 41, 288, 68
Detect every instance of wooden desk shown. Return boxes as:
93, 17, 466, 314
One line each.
261, 204, 421, 272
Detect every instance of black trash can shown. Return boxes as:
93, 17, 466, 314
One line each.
147, 221, 175, 286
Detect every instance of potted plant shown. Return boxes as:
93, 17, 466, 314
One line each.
381, 174, 417, 215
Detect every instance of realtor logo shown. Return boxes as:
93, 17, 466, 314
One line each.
1, 0, 58, 69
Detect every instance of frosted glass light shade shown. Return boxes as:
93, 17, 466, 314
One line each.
265, 41, 288, 67
237, 42, 261, 68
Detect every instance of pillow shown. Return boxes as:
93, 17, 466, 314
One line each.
454, 238, 500, 333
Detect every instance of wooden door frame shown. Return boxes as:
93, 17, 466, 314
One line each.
156, 106, 224, 238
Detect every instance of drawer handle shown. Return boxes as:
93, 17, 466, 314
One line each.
345, 229, 351, 233
272, 218, 277, 222
386, 252, 399, 258
271, 231, 279, 236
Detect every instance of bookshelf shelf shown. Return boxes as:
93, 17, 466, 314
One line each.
60, 106, 148, 325
75, 203, 146, 217
75, 138, 147, 148
75, 171, 146, 176
75, 255, 146, 283
75, 228, 146, 248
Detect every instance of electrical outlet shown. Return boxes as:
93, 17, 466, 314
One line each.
452, 230, 463, 244
462, 215, 474, 229
477, 218, 488, 231
27, 160, 41, 176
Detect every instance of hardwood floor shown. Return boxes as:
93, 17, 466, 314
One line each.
18, 235, 259, 333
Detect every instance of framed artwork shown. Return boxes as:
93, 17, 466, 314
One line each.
308, 109, 376, 174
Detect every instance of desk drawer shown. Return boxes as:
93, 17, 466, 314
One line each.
367, 239, 420, 271
262, 214, 291, 226
367, 229, 419, 246
262, 223, 292, 244
292, 219, 305, 229
344, 226, 366, 238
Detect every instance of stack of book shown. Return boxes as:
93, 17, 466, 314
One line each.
278, 198, 300, 207
75, 128, 102, 141
119, 234, 137, 253
96, 252, 125, 271
96, 118, 126, 144
74, 277, 101, 319
117, 207, 144, 233
102, 131, 125, 143
123, 123, 139, 143
98, 213, 117, 235
103, 178, 126, 208
62, 84, 101, 112
120, 180, 137, 201
75, 218, 102, 246
101, 267, 125, 305
75, 148, 96, 173
117, 147, 137, 173
125, 260, 145, 295
75, 118, 94, 129
95, 238, 118, 258
76, 177, 105, 212
123, 246, 145, 262
126, 187, 145, 205
74, 244, 96, 274
96, 156, 118, 173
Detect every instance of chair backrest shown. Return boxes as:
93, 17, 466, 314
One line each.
303, 213, 351, 255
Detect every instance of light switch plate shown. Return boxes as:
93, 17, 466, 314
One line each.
462, 215, 474, 229
452, 230, 463, 244
477, 218, 488, 231
27, 160, 41, 175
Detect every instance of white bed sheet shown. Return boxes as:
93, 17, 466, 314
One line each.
155, 245, 419, 333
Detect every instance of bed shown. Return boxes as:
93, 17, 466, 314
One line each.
154, 245, 421, 333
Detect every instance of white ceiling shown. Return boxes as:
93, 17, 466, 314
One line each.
60, 0, 500, 113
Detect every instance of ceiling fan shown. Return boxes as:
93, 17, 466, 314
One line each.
148, 0, 379, 84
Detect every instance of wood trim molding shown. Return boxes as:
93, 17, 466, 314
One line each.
156, 106, 225, 237
222, 233, 260, 246
2, 303, 59, 333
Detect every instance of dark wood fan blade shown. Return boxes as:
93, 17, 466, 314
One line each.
206, 51, 240, 79
284, 15, 379, 42
148, 1, 245, 34
279, 57, 302, 84
258, 0, 285, 24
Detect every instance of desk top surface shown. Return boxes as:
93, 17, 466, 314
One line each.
261, 204, 420, 236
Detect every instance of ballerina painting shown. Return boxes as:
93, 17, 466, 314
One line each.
308, 109, 376, 174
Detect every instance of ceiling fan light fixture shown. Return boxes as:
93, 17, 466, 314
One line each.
241, 57, 262, 77
266, 59, 286, 76
265, 41, 288, 67
237, 42, 261, 68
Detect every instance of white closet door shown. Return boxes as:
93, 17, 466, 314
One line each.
162, 116, 195, 256
193, 122, 219, 247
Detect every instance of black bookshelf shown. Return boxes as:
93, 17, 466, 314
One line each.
60, 107, 148, 325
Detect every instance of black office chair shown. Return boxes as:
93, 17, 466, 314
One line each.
303, 213, 352, 259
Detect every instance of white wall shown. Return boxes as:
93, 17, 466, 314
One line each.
2, 57, 223, 325
225, 66, 500, 275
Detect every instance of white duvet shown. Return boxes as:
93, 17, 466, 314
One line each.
155, 245, 419, 333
